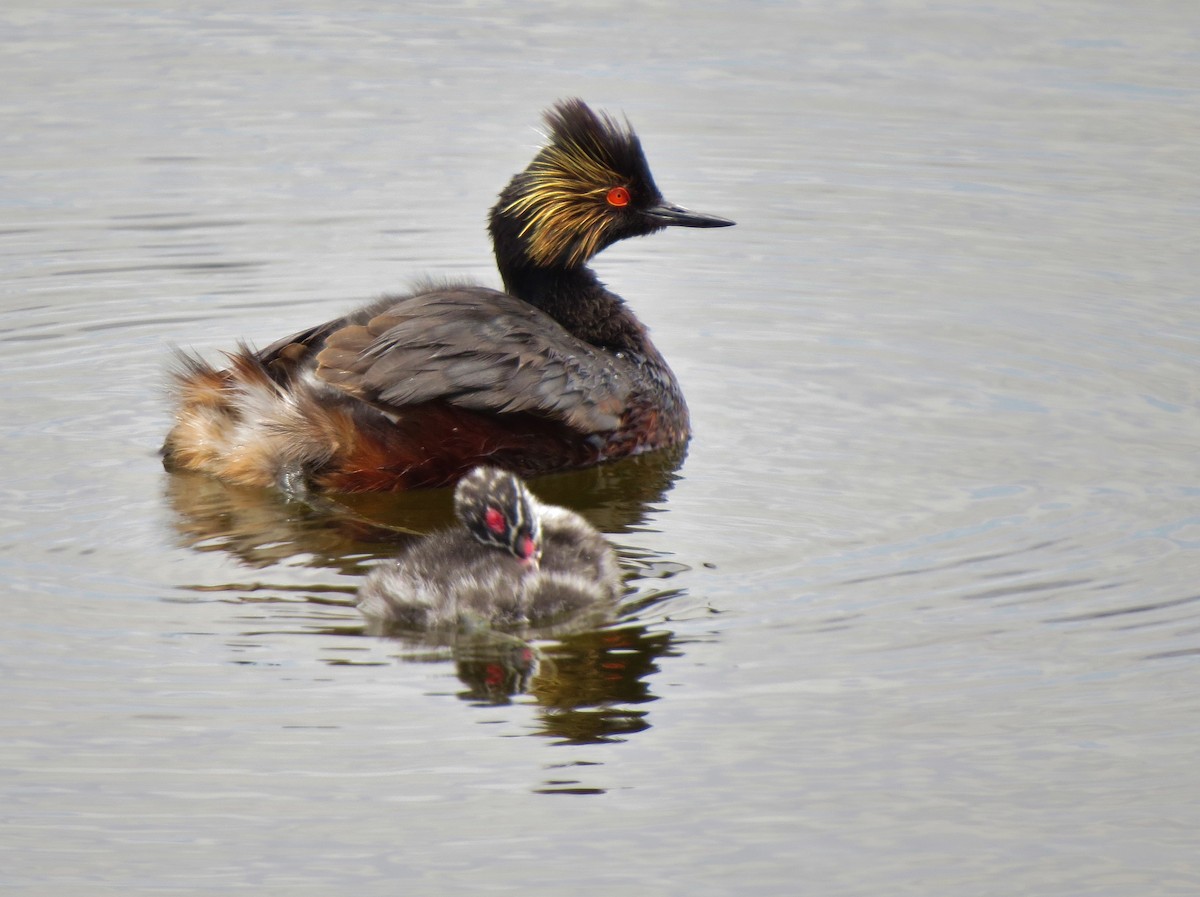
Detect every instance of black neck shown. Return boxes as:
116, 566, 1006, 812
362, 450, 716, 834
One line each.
508, 264, 643, 348
491, 218, 648, 354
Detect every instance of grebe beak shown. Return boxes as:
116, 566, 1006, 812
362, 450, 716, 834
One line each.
643, 201, 735, 229
518, 535, 541, 571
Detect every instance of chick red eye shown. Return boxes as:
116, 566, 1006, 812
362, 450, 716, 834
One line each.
485, 507, 505, 535
606, 186, 630, 207
519, 536, 538, 560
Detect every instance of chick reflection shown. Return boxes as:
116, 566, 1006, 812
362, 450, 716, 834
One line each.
452, 629, 540, 702
447, 625, 674, 746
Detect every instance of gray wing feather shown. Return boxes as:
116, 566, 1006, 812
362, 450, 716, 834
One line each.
315, 288, 630, 433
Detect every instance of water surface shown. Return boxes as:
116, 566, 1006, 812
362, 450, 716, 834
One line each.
2, 2, 1198, 895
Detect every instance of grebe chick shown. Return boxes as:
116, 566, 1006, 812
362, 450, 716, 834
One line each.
163, 98, 733, 493
357, 466, 622, 633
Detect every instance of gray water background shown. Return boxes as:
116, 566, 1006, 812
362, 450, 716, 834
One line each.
2, 2, 1198, 894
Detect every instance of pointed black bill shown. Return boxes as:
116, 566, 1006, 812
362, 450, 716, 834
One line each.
643, 201, 735, 228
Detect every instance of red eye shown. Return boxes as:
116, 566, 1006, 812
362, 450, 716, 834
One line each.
485, 507, 505, 535
606, 186, 630, 207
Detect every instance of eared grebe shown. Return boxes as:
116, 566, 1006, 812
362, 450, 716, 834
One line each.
163, 99, 733, 492
356, 466, 622, 633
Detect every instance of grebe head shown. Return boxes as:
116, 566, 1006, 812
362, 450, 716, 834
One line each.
491, 98, 734, 270
454, 466, 543, 567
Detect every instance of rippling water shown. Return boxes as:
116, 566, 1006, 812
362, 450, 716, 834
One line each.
2, 2, 1198, 895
